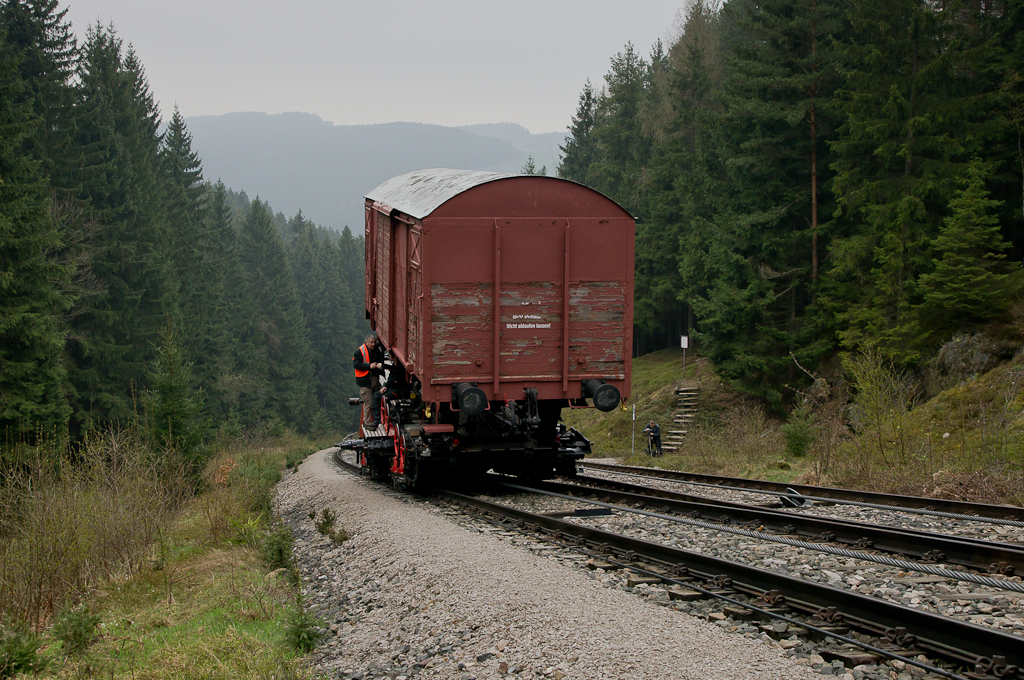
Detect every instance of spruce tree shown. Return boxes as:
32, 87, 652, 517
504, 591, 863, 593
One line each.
589, 43, 651, 215
0, 0, 76, 181
828, 0, 1005, 363
288, 216, 354, 430
206, 181, 267, 425
318, 236, 357, 429
916, 158, 1012, 335
64, 24, 177, 432
558, 80, 597, 184
667, 0, 845, 404
520, 155, 545, 176
144, 325, 206, 476
639, 0, 726, 351
160, 107, 214, 382
0, 25, 71, 443
239, 199, 313, 428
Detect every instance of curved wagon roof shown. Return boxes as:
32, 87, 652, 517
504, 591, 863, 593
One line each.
364, 168, 632, 220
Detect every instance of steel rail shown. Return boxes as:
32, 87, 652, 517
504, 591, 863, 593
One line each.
536, 477, 1024, 577
439, 494, 974, 680
510, 480, 1024, 594
441, 488, 1024, 675
581, 462, 1024, 525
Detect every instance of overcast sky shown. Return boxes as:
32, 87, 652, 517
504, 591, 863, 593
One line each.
61, 0, 685, 135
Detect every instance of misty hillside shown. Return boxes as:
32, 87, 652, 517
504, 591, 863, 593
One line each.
460, 122, 564, 172
185, 112, 565, 231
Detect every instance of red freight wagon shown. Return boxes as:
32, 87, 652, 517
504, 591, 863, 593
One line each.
352, 168, 635, 487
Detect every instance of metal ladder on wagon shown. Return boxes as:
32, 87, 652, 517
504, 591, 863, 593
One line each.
661, 386, 699, 453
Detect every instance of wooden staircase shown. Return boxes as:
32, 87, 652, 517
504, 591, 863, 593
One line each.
661, 386, 699, 453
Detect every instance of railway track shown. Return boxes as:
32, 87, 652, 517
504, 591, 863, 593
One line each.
539, 474, 1024, 578
331, 448, 1024, 679
580, 461, 1024, 524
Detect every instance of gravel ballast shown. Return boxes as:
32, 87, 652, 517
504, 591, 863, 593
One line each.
277, 449, 824, 680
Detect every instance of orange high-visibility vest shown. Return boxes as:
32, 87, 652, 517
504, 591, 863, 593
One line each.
354, 344, 371, 378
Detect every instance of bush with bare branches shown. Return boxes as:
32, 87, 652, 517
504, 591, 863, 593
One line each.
0, 428, 189, 627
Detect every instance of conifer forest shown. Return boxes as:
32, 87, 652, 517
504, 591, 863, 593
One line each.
1, 0, 368, 462
3, 0, 1024, 463
559, 0, 1024, 408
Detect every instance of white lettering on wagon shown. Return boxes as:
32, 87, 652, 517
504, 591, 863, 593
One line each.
506, 323, 552, 329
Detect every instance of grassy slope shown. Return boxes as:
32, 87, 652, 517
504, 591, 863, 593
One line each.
563, 348, 773, 458
564, 348, 1024, 504
3, 434, 335, 679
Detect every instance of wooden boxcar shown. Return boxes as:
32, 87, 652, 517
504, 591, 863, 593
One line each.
355, 168, 635, 486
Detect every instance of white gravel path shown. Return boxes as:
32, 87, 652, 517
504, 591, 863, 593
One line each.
277, 449, 824, 680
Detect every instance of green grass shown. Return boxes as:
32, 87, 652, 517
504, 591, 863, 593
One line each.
564, 348, 801, 479
61, 551, 302, 679
44, 546, 314, 680
564, 347, 709, 456
826, 357, 1024, 503
568, 347, 1023, 504
2, 429, 342, 679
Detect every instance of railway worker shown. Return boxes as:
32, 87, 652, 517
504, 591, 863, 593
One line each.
643, 420, 662, 457
354, 334, 385, 428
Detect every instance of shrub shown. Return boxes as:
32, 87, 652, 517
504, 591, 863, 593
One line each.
284, 447, 313, 470
0, 427, 188, 627
261, 524, 294, 572
781, 404, 817, 457
52, 604, 101, 654
312, 508, 348, 545
283, 599, 325, 652
0, 622, 47, 678
230, 513, 265, 551
228, 450, 282, 515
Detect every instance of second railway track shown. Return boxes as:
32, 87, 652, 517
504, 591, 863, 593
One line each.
532, 473, 1024, 578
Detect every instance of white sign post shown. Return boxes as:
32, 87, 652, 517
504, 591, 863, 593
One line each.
631, 404, 636, 457
681, 335, 689, 376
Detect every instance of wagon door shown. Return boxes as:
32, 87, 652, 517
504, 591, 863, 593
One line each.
497, 220, 566, 393
375, 212, 392, 346
392, 220, 408, 361
365, 205, 376, 318
408, 227, 422, 373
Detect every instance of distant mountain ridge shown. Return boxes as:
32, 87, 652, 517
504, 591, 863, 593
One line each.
185, 112, 566, 231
